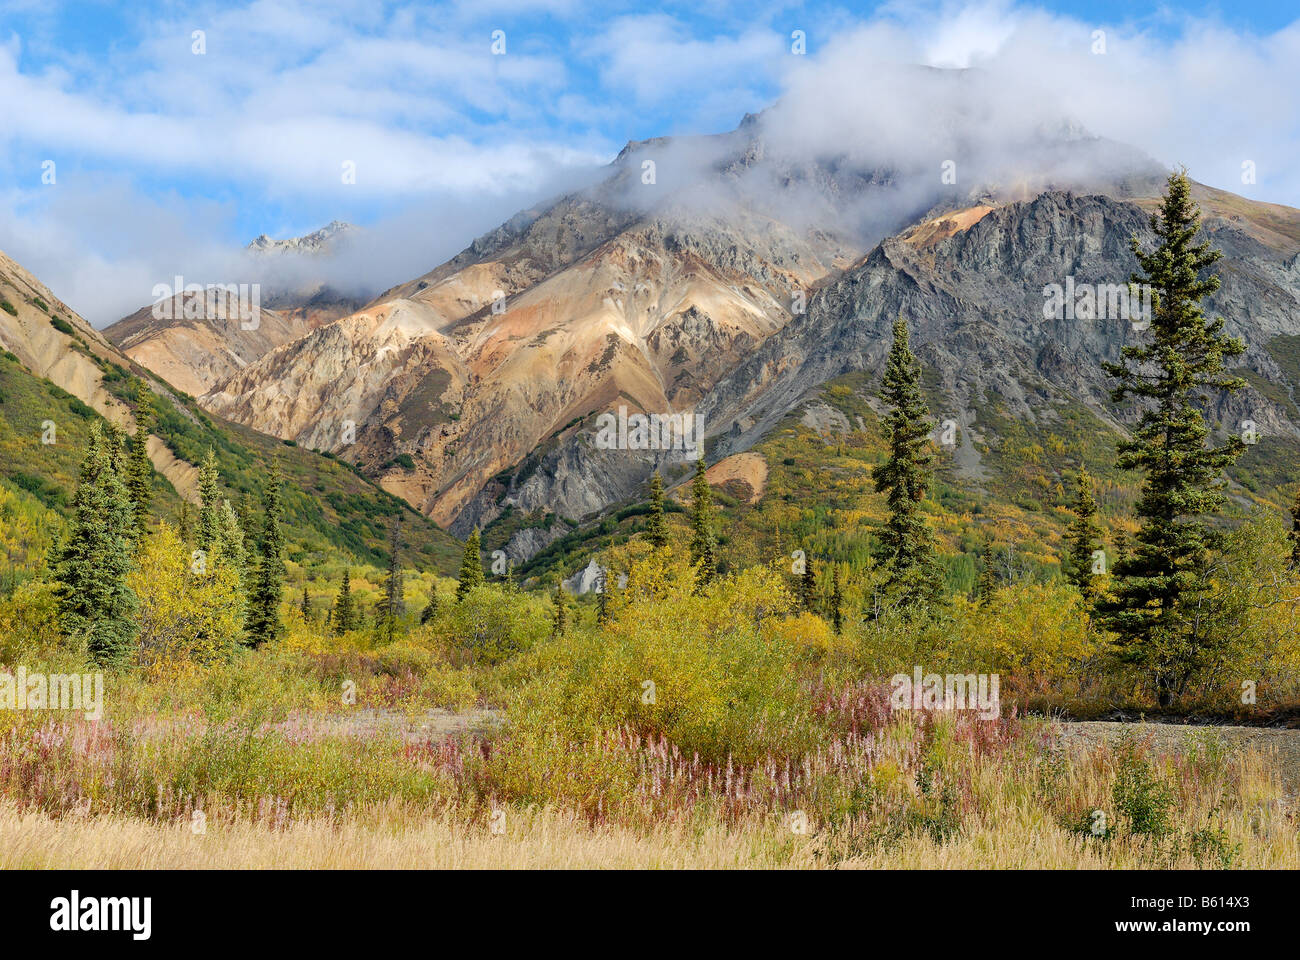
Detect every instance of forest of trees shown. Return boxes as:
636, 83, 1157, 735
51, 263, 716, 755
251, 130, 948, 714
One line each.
16, 171, 1300, 712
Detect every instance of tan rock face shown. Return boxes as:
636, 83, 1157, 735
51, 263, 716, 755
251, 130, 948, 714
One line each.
197, 202, 857, 530
106, 292, 321, 397
0, 250, 203, 498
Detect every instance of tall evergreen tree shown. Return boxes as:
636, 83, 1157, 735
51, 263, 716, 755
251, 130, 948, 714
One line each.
235, 493, 256, 557
688, 457, 716, 590
380, 516, 405, 641
550, 582, 569, 637
195, 447, 220, 551
1064, 469, 1104, 600
300, 585, 311, 621
595, 565, 610, 624
244, 466, 285, 646
798, 553, 817, 613
1097, 170, 1246, 705
104, 422, 128, 475
645, 471, 668, 549
974, 540, 998, 606
420, 587, 440, 625
829, 563, 845, 636
874, 318, 940, 605
456, 529, 485, 601
214, 499, 246, 579
52, 424, 138, 666
125, 381, 154, 539
333, 568, 358, 633
1289, 487, 1300, 567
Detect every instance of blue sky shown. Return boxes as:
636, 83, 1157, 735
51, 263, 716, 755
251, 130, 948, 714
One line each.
2, 0, 1299, 324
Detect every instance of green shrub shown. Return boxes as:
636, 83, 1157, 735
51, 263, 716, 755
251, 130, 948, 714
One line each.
1112, 734, 1175, 837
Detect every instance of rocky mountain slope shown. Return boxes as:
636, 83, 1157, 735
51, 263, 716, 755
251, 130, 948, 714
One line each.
0, 248, 462, 570
105, 222, 364, 397
96, 112, 1300, 568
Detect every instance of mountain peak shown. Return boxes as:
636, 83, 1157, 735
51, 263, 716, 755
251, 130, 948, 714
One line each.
246, 220, 356, 255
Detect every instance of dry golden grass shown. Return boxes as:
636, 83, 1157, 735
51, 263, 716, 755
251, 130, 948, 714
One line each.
3, 747, 1296, 870
0, 802, 810, 869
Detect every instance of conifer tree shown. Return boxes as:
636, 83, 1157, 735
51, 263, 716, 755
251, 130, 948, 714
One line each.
799, 553, 817, 613
1064, 469, 1104, 600
104, 422, 128, 475
829, 563, 844, 635
177, 501, 192, 543
300, 585, 311, 622
52, 424, 138, 666
595, 566, 610, 624
688, 456, 716, 590
125, 381, 154, 539
195, 447, 220, 551
1097, 169, 1247, 705
380, 516, 404, 641
420, 587, 439, 625
1289, 488, 1300, 567
874, 318, 940, 606
244, 466, 284, 646
550, 582, 569, 637
645, 472, 668, 549
975, 540, 998, 606
333, 568, 357, 633
214, 499, 246, 579
235, 493, 256, 556
456, 529, 485, 601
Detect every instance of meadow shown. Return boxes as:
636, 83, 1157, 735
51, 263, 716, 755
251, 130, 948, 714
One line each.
3, 529, 1299, 869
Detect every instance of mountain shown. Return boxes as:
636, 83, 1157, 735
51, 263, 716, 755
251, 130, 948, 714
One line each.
0, 248, 462, 571
95, 113, 1300, 574
104, 222, 365, 397
247, 219, 355, 256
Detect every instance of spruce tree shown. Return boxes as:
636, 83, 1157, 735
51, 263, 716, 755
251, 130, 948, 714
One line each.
420, 588, 439, 625
381, 516, 404, 641
1289, 488, 1300, 567
300, 585, 311, 622
829, 563, 844, 636
688, 457, 716, 590
214, 499, 246, 578
799, 553, 817, 613
195, 447, 220, 551
1064, 469, 1104, 600
52, 424, 138, 666
595, 565, 610, 624
235, 493, 256, 556
104, 422, 128, 475
645, 472, 668, 549
1097, 169, 1247, 705
874, 318, 940, 606
975, 540, 998, 606
550, 582, 569, 637
125, 381, 154, 539
244, 466, 285, 646
333, 568, 357, 633
177, 501, 192, 543
456, 529, 485, 601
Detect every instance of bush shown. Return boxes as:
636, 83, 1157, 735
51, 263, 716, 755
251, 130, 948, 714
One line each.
432, 584, 548, 666
508, 546, 816, 765
1111, 734, 1175, 838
